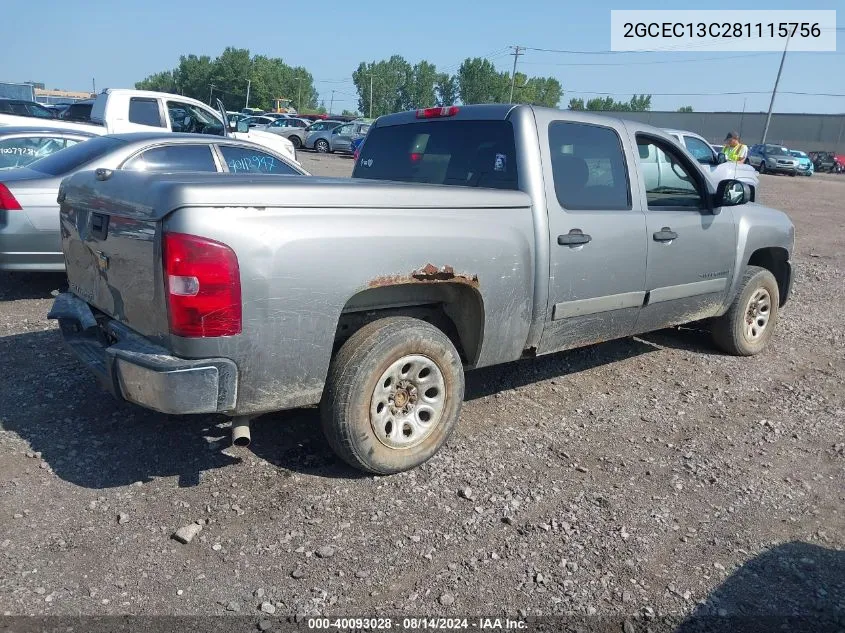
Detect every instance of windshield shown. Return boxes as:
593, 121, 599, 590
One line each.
789, 151, 807, 158
26, 136, 126, 176
764, 144, 789, 156
352, 120, 518, 190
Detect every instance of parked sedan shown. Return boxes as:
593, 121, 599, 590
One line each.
747, 144, 799, 176
307, 121, 371, 153
0, 126, 97, 170
788, 150, 814, 176
242, 115, 276, 128
0, 133, 308, 272
259, 117, 311, 149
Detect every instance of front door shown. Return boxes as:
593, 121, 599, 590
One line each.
332, 124, 353, 152
537, 118, 648, 354
632, 133, 737, 333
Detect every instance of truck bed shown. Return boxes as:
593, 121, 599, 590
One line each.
59, 169, 535, 415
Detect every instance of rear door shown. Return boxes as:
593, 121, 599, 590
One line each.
535, 115, 648, 354
632, 132, 736, 333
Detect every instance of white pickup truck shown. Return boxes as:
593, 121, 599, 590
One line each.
0, 89, 298, 164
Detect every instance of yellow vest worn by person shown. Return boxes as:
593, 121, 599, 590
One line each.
724, 143, 747, 162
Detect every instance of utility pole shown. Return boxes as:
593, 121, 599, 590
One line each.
761, 36, 789, 144
208, 83, 216, 106
329, 90, 335, 116
508, 45, 523, 103
739, 97, 747, 138
369, 73, 374, 119
92, 78, 96, 95
245, 80, 251, 110
296, 76, 303, 110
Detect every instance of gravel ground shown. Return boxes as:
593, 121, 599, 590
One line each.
0, 158, 843, 630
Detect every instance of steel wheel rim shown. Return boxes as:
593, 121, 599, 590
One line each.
744, 288, 771, 341
370, 354, 446, 450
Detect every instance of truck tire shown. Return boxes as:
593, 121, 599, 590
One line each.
711, 266, 780, 356
321, 317, 465, 474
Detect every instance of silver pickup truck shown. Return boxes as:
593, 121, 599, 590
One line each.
49, 104, 795, 474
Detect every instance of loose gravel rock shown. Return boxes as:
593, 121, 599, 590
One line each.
0, 163, 843, 623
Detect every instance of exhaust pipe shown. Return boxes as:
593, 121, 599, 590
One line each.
231, 417, 252, 447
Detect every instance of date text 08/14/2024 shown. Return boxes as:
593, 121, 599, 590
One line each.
306, 618, 527, 630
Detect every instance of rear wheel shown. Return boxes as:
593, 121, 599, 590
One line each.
321, 317, 464, 474
315, 139, 330, 153
711, 266, 779, 356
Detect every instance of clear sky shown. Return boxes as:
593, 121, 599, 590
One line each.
4, 0, 843, 113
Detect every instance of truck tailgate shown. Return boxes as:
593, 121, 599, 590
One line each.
60, 169, 175, 340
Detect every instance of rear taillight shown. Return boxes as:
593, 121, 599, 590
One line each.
0, 184, 22, 210
163, 232, 241, 338
415, 106, 459, 119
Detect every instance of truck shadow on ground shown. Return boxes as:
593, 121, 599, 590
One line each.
0, 272, 67, 301
0, 325, 723, 488
671, 541, 844, 633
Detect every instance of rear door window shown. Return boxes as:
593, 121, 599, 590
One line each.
129, 98, 164, 127
219, 146, 299, 174
25, 136, 127, 176
0, 136, 67, 169
122, 144, 218, 172
353, 120, 519, 190
548, 121, 631, 210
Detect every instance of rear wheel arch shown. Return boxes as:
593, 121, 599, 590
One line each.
332, 282, 485, 367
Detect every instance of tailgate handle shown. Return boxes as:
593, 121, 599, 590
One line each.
91, 213, 109, 240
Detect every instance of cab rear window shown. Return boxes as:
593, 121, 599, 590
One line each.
352, 120, 518, 190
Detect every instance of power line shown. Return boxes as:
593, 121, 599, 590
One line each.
566, 89, 845, 97
519, 52, 777, 67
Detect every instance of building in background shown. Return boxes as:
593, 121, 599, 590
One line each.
611, 111, 845, 153
33, 88, 95, 105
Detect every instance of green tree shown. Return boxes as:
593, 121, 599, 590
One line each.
678, 105, 694, 112
352, 55, 414, 117
341, 109, 359, 117
457, 57, 508, 104
581, 94, 652, 112
628, 94, 652, 111
403, 61, 439, 110
136, 70, 179, 94
435, 74, 459, 106
135, 48, 317, 112
514, 76, 562, 107
568, 97, 585, 110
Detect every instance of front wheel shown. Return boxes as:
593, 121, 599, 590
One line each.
315, 139, 330, 153
321, 317, 465, 474
758, 163, 766, 174
288, 135, 302, 149
711, 266, 780, 356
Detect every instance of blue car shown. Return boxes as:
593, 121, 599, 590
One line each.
789, 150, 814, 176
351, 136, 365, 160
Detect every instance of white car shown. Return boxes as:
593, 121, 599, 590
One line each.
664, 129, 759, 199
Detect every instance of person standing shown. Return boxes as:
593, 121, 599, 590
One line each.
723, 131, 748, 164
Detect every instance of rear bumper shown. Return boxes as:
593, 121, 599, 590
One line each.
48, 293, 237, 415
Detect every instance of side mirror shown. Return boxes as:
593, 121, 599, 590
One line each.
714, 179, 750, 208
237, 121, 249, 133
716, 152, 727, 164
